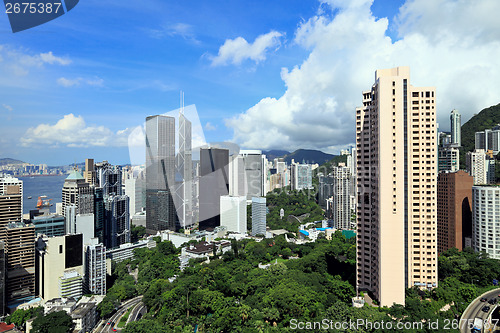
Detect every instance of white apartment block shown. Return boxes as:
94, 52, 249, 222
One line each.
466, 149, 495, 185
356, 66, 437, 307
472, 186, 500, 259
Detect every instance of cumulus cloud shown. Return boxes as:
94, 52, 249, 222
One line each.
226, 0, 500, 153
57, 77, 104, 87
21, 114, 131, 148
211, 31, 283, 66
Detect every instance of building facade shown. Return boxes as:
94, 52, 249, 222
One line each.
466, 149, 495, 185
145, 115, 177, 232
199, 148, 229, 230
438, 146, 459, 173
356, 66, 437, 307
220, 195, 247, 234
450, 109, 461, 146
472, 185, 500, 259
251, 197, 266, 236
84, 238, 106, 295
437, 171, 473, 253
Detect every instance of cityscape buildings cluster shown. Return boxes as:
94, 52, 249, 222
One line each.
0, 65, 499, 327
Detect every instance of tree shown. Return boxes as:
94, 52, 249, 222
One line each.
31, 311, 73, 333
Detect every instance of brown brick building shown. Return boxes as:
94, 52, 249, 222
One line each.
437, 170, 473, 253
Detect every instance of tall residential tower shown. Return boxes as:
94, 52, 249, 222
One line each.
356, 66, 437, 307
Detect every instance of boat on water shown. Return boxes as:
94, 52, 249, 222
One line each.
27, 196, 32, 199
36, 195, 53, 209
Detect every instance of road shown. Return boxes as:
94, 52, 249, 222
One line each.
93, 296, 143, 333
461, 289, 500, 333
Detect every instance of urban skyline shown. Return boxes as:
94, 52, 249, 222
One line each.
2, 0, 500, 165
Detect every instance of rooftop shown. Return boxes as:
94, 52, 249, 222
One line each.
65, 169, 84, 181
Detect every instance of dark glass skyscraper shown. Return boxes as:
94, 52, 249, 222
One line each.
199, 148, 229, 230
145, 115, 177, 232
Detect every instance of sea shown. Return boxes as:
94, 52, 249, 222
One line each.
19, 175, 67, 214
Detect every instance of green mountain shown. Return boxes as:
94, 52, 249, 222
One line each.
0, 158, 25, 166
461, 102, 500, 153
282, 149, 335, 165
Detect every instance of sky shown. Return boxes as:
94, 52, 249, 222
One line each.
1, 0, 500, 165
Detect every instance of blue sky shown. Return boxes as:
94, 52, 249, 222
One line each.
1, 0, 499, 165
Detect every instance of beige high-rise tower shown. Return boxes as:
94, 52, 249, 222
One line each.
356, 66, 438, 307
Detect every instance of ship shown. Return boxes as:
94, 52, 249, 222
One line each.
27, 196, 32, 199
36, 195, 53, 209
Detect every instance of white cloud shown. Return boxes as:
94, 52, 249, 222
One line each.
205, 122, 216, 131
211, 31, 283, 66
2, 104, 13, 112
226, 0, 500, 153
21, 114, 131, 148
0, 46, 71, 79
39, 51, 71, 65
57, 77, 104, 87
147, 23, 200, 44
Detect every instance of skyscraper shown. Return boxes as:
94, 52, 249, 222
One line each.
177, 111, 193, 229
199, 148, 229, 230
450, 109, 461, 146
239, 150, 263, 200
437, 171, 473, 253
61, 169, 93, 217
145, 115, 177, 232
84, 238, 106, 295
251, 197, 266, 236
356, 66, 437, 307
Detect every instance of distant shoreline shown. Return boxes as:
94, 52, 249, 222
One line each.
18, 174, 67, 177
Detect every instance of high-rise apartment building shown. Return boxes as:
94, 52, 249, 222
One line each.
437, 171, 473, 253
475, 125, 500, 154
199, 148, 229, 230
290, 162, 313, 191
220, 195, 247, 234
356, 66, 437, 307
0, 241, 4, 317
466, 149, 495, 185
0, 176, 23, 222
438, 146, 459, 173
331, 165, 352, 230
2, 222, 35, 306
472, 185, 500, 259
84, 238, 106, 295
450, 109, 461, 146
0, 189, 22, 229
251, 197, 266, 236
145, 115, 177, 232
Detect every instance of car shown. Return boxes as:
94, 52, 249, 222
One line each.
112, 329, 117, 332
489, 298, 498, 305
482, 306, 490, 313
480, 297, 488, 302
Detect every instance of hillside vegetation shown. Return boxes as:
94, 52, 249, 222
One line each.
461, 103, 500, 153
